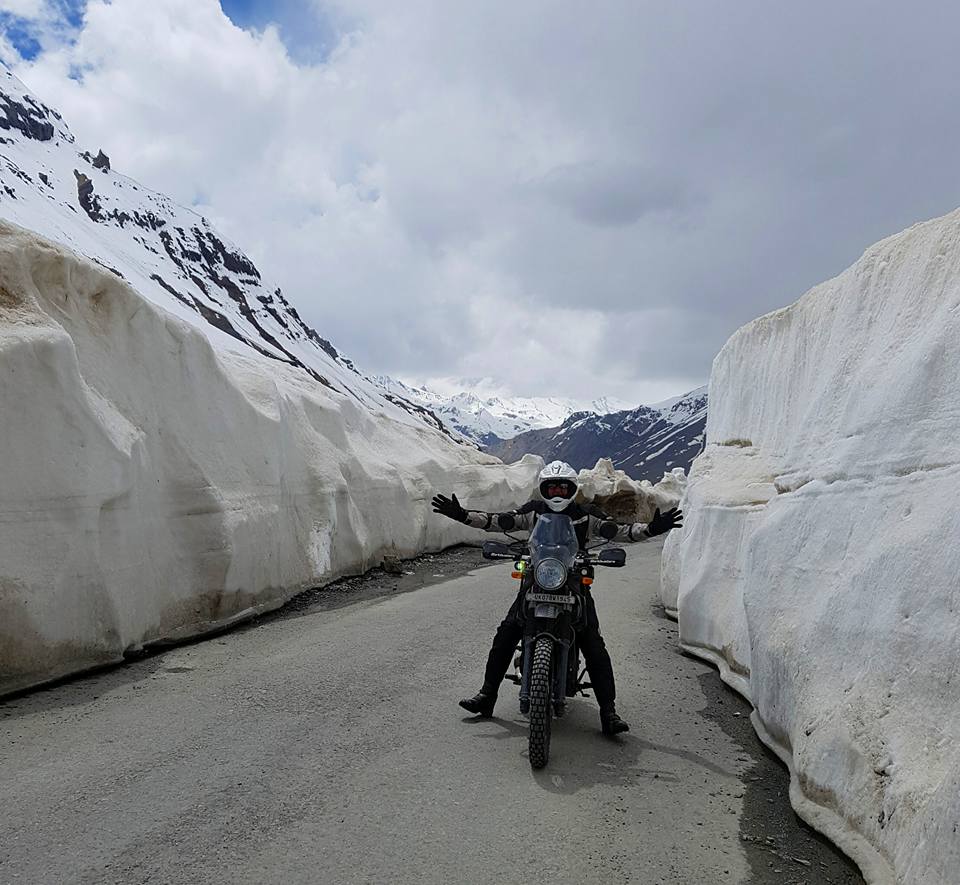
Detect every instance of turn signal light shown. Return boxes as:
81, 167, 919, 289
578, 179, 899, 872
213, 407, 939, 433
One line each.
581, 577, 593, 586
511, 571, 523, 580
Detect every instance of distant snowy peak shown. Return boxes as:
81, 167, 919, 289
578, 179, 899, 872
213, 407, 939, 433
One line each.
370, 375, 633, 445
0, 67, 453, 439
485, 385, 708, 482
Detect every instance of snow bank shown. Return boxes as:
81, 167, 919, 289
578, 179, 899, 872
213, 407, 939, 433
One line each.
578, 458, 686, 522
659, 523, 684, 619
662, 209, 960, 883
0, 222, 541, 695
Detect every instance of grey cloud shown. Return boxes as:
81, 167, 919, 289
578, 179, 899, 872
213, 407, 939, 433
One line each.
533, 162, 694, 228
18, 0, 960, 401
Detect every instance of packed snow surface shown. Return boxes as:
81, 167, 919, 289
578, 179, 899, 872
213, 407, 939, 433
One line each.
661, 209, 960, 884
0, 223, 542, 695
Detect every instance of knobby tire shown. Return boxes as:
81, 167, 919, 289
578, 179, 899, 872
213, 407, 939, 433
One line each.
528, 636, 553, 769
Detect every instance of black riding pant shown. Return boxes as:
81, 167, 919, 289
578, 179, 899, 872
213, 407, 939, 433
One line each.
481, 587, 616, 710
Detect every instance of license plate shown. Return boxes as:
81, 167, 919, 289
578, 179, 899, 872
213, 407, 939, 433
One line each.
527, 592, 575, 604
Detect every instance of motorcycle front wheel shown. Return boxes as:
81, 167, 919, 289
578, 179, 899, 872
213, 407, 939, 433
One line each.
528, 635, 553, 769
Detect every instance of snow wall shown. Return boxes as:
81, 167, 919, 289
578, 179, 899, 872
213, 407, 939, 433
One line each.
0, 222, 543, 696
661, 209, 960, 884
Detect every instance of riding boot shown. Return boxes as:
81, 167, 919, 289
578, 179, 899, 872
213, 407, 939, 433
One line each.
459, 688, 498, 717
600, 706, 630, 735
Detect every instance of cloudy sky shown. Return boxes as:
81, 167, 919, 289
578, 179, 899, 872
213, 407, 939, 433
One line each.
2, 1, 960, 403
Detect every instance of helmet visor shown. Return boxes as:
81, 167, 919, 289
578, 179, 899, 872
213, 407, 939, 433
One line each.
540, 480, 576, 500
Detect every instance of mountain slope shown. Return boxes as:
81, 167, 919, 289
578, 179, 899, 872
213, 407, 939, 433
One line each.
373, 375, 632, 445
486, 386, 707, 481
0, 66, 450, 437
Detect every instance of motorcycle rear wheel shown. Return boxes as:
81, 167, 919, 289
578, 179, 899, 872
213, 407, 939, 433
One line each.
528, 636, 553, 769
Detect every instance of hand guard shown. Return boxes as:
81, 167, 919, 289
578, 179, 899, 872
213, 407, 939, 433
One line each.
597, 521, 619, 541
431, 492, 468, 524
646, 507, 683, 537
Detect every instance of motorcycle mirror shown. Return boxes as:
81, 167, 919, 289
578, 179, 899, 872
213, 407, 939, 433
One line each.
597, 548, 626, 567
482, 540, 516, 560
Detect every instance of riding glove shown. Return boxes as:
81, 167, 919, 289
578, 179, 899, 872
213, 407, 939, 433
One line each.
646, 506, 683, 537
432, 493, 469, 524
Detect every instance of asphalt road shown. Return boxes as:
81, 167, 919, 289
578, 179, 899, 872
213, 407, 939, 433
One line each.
0, 541, 863, 885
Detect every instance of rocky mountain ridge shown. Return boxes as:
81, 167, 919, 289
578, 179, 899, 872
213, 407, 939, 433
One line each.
486, 386, 707, 482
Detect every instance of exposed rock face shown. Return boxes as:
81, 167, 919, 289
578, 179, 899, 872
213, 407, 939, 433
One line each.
92, 149, 110, 171
0, 91, 56, 142
73, 170, 103, 221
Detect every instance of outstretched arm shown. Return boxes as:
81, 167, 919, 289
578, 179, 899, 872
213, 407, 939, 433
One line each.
431, 493, 535, 533
592, 506, 683, 543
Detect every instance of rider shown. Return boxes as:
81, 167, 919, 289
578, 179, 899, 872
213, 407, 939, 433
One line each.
431, 460, 683, 736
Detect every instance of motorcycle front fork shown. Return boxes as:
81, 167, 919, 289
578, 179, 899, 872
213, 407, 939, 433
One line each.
518, 633, 572, 716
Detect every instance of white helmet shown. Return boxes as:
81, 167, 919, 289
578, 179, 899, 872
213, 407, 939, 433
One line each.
538, 460, 579, 512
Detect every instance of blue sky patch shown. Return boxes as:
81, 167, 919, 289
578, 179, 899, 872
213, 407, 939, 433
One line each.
55, 0, 86, 30
0, 1, 85, 64
219, 0, 345, 64
1, 14, 43, 62
1, 2, 339, 67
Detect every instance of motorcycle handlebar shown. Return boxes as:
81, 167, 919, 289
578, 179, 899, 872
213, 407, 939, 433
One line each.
481, 543, 627, 568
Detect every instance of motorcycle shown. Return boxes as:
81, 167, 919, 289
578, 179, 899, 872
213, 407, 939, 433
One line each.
482, 512, 626, 769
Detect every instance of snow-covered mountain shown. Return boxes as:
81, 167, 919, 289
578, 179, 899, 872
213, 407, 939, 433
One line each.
373, 375, 632, 445
0, 67, 450, 437
485, 386, 707, 482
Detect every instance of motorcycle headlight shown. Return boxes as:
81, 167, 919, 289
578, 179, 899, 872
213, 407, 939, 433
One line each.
534, 558, 568, 591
